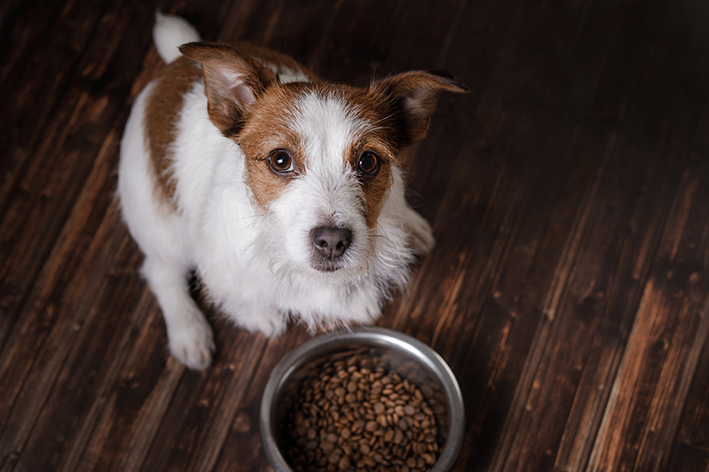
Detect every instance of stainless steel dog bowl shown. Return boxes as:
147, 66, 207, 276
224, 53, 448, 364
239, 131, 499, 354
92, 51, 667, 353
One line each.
260, 326, 465, 472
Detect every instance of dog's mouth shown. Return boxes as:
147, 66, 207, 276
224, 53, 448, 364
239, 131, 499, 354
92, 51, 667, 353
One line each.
311, 259, 345, 272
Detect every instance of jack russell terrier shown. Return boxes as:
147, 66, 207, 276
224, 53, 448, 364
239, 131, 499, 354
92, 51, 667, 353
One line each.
118, 13, 468, 369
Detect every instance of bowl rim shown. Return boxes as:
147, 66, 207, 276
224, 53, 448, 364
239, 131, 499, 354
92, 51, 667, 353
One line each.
259, 326, 465, 472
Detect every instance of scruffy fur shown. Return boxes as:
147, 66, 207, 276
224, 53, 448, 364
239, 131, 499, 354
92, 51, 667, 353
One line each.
118, 13, 468, 369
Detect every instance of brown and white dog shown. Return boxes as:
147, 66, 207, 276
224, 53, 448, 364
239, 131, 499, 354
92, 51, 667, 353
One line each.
118, 13, 468, 369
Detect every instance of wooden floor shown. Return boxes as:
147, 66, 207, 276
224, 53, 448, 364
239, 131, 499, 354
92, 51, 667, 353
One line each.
2, 0, 709, 470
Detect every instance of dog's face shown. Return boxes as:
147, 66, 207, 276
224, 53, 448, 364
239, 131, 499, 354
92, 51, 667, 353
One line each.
237, 84, 396, 278
180, 43, 467, 281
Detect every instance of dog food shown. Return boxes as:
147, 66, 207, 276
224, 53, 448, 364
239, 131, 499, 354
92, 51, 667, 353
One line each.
283, 355, 440, 472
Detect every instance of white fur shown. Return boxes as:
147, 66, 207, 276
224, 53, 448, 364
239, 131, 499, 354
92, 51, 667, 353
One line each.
153, 12, 200, 63
118, 16, 434, 370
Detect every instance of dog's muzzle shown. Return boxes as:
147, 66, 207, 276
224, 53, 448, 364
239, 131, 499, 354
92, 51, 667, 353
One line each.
309, 226, 352, 271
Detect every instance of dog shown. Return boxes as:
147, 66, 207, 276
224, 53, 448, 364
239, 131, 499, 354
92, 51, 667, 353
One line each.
118, 13, 468, 370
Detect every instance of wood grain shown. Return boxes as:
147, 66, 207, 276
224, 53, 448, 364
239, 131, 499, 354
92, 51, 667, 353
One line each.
2, 0, 709, 471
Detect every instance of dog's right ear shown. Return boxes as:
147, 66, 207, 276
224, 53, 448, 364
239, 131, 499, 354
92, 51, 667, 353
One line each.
370, 70, 469, 148
180, 42, 277, 137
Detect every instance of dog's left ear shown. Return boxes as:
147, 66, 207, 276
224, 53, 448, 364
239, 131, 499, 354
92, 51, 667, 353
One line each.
371, 70, 469, 148
180, 42, 278, 136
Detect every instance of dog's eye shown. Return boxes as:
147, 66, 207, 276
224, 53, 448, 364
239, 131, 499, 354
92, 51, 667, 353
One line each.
268, 150, 294, 173
357, 151, 380, 175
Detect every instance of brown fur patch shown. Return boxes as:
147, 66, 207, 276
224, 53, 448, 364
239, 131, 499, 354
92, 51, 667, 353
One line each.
354, 147, 394, 230
341, 87, 400, 229
237, 83, 312, 209
179, 42, 279, 138
145, 56, 201, 209
369, 70, 469, 147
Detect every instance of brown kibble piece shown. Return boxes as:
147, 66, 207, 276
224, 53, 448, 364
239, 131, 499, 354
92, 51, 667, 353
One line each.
394, 429, 404, 444
377, 414, 387, 427
365, 421, 378, 432
321, 441, 335, 453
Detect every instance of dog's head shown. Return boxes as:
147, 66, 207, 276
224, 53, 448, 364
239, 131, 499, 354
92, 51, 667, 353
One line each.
181, 42, 468, 282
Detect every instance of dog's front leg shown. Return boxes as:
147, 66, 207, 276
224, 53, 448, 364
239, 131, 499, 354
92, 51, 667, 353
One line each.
142, 257, 215, 370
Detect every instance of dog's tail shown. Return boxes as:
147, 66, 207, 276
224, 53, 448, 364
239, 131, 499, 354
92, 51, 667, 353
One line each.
153, 12, 201, 63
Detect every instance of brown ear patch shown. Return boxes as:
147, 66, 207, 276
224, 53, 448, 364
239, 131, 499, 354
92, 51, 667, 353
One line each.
145, 56, 202, 210
179, 42, 279, 137
369, 70, 469, 147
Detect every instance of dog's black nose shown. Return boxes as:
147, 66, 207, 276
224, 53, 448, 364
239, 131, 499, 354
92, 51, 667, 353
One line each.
310, 226, 352, 260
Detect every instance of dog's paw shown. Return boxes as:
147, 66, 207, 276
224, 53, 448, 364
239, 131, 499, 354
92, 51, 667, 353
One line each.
167, 311, 215, 370
242, 310, 287, 338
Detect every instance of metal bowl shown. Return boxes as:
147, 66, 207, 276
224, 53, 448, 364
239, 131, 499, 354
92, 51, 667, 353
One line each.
260, 326, 465, 472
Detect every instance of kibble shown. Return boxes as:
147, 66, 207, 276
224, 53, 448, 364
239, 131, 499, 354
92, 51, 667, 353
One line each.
283, 354, 440, 472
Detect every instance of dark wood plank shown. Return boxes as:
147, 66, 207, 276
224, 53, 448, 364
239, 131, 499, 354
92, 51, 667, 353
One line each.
665, 5, 709, 469
0, 0, 162, 459
667, 442, 709, 472
193, 332, 308, 472
586, 152, 709, 472
0, 0, 98, 211
584, 4, 709, 471
2, 0, 709, 471
387, 0, 533, 341
671, 320, 709, 472
484, 3, 709, 471
387, 1, 709, 472
0, 0, 157, 358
